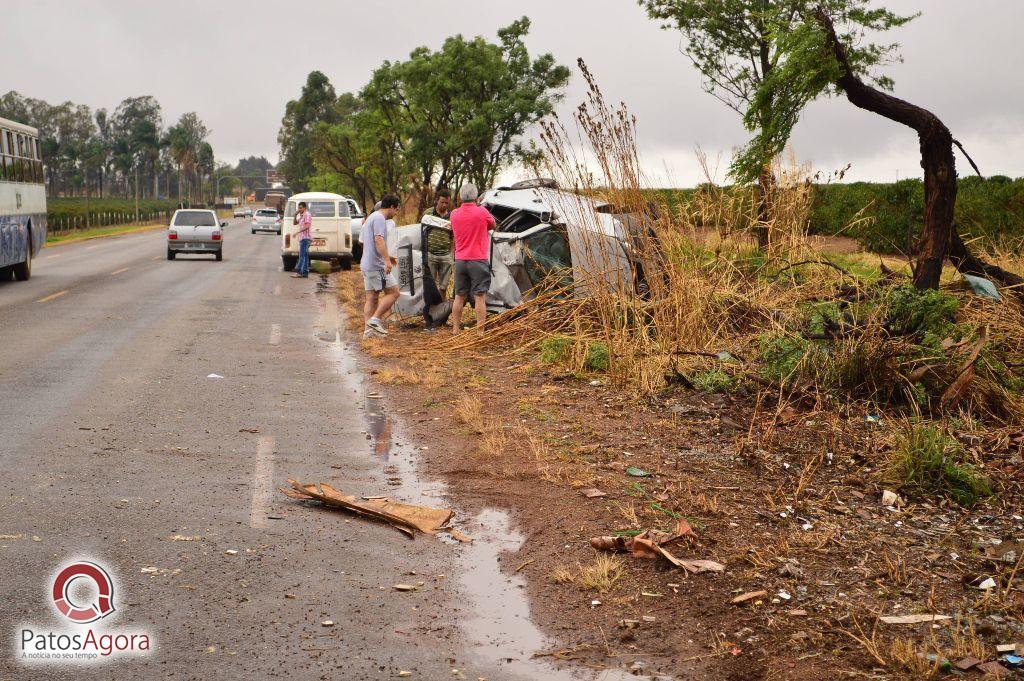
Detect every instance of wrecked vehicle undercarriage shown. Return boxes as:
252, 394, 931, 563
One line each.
390, 179, 649, 326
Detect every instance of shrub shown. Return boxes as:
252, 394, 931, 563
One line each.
692, 369, 736, 393
584, 342, 610, 372
539, 335, 572, 365
885, 425, 992, 507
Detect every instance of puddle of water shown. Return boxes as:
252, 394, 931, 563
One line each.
313, 288, 659, 681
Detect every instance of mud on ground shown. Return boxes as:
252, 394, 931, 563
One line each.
338, 271, 1024, 680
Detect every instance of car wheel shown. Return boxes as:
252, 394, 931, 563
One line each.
251, 229, 256, 234
13, 245, 32, 281
167, 248, 175, 260
340, 257, 353, 271
215, 249, 223, 262
282, 255, 296, 272
276, 229, 281, 235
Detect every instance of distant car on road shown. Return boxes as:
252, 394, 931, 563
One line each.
167, 209, 225, 261
251, 208, 281, 234
233, 206, 247, 218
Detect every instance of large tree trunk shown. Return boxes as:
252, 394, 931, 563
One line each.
816, 9, 956, 290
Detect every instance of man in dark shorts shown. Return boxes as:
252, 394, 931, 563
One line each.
449, 182, 495, 335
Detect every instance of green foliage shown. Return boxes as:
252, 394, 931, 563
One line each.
884, 284, 961, 344
885, 426, 991, 507
809, 178, 1024, 253
540, 335, 572, 365
759, 333, 816, 384
585, 342, 611, 372
692, 369, 737, 393
278, 71, 340, 193
308, 18, 569, 207
48, 197, 178, 227
638, 1, 915, 184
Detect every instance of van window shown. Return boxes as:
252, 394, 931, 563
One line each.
307, 201, 335, 217
337, 201, 350, 218
173, 211, 217, 227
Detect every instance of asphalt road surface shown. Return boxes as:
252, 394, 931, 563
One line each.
0, 220, 575, 680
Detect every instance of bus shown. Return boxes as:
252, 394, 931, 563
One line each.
0, 116, 46, 281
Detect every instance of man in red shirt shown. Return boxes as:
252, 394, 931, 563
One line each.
449, 182, 495, 335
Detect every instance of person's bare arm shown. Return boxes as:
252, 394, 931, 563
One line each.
374, 235, 393, 273
293, 213, 299, 225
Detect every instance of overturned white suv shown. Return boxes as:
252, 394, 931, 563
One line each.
388, 179, 647, 326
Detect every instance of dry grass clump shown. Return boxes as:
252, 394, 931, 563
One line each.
577, 555, 624, 593
375, 367, 423, 385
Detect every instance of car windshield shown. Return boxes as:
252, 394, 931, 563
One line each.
173, 211, 217, 227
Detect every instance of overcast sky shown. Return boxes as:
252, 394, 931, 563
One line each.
5, 0, 1023, 186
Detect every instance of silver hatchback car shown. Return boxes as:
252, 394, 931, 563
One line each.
167, 209, 225, 261
251, 208, 281, 234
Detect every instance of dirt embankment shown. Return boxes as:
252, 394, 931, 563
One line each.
337, 271, 1024, 680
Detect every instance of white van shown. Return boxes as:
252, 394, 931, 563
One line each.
280, 191, 353, 271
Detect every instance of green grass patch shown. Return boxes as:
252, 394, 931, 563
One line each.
539, 335, 572, 365
585, 342, 610, 372
885, 425, 991, 507
692, 369, 737, 393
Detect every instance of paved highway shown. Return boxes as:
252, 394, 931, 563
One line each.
0, 220, 496, 679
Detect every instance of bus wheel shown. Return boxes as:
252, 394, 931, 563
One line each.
13, 245, 32, 281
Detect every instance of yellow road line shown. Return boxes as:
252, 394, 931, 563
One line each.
110, 267, 130, 276
36, 290, 69, 303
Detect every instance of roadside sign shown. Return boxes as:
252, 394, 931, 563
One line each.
266, 170, 285, 183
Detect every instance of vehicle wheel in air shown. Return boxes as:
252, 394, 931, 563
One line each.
215, 249, 223, 262
13, 246, 32, 281
282, 255, 296, 272
167, 249, 176, 260
340, 257, 353, 271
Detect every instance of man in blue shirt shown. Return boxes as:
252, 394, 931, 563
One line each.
360, 194, 401, 336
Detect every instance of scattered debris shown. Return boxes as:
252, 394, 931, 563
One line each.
976, 577, 997, 590
206, 373, 224, 379
167, 535, 204, 542
321, 620, 335, 627
239, 428, 260, 433
393, 584, 418, 592
778, 558, 804, 579
398, 672, 412, 678
580, 488, 608, 498
731, 590, 767, 605
447, 529, 473, 543
625, 466, 650, 477
975, 661, 1009, 677
590, 599, 601, 608
619, 619, 640, 629
590, 519, 723, 573
879, 614, 951, 625
880, 489, 904, 507
954, 656, 982, 671
0, 534, 24, 540
515, 559, 535, 573
224, 550, 238, 556
963, 273, 1002, 301
279, 480, 453, 537
140, 566, 159, 575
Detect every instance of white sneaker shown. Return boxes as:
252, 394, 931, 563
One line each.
366, 318, 388, 335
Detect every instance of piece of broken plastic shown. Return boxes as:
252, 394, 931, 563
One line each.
963, 273, 1001, 301
625, 467, 650, 477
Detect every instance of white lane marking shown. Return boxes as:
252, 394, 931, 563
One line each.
269, 323, 281, 346
273, 285, 282, 296
36, 290, 69, 303
110, 267, 130, 276
250, 436, 276, 528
